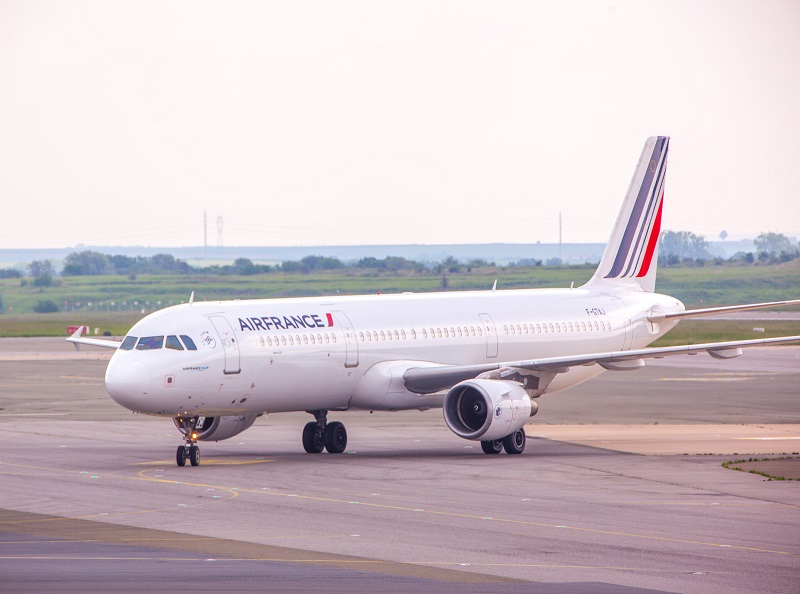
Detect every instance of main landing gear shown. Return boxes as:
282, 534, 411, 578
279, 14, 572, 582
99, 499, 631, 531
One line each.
480, 429, 526, 455
176, 417, 201, 467
302, 410, 347, 454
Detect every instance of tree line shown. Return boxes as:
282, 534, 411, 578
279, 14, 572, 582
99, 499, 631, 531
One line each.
10, 230, 798, 283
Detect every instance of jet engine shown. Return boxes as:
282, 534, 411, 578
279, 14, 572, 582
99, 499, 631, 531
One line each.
443, 379, 536, 441
173, 414, 258, 442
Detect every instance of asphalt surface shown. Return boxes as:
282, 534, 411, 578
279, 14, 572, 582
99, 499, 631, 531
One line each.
0, 338, 799, 593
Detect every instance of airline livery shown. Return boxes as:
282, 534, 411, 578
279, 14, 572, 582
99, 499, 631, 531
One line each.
69, 137, 800, 466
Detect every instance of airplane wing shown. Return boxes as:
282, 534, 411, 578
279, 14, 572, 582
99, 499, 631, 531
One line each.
66, 326, 122, 350
403, 334, 800, 394
649, 299, 800, 322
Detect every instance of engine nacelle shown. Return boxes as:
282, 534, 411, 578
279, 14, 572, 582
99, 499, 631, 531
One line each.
174, 414, 258, 442
443, 379, 536, 441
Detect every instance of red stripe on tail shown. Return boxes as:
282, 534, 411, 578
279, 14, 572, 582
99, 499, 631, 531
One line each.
636, 194, 663, 278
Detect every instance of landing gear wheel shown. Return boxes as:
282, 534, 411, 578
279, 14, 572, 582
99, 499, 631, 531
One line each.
176, 445, 187, 467
302, 421, 325, 453
323, 421, 347, 454
481, 439, 504, 454
189, 445, 201, 466
502, 429, 526, 455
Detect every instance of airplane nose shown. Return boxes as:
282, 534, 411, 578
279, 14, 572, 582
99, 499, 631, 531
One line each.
105, 353, 150, 412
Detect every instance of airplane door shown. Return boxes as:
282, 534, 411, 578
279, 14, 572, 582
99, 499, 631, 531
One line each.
478, 313, 498, 358
332, 310, 359, 368
209, 315, 241, 374
611, 299, 633, 351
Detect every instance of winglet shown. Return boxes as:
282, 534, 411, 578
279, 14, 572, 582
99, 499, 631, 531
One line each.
586, 136, 669, 293
66, 325, 122, 350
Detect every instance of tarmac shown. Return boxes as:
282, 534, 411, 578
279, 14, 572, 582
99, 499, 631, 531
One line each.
0, 338, 798, 593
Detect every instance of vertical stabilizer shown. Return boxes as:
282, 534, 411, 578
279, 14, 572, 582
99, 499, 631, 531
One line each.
587, 136, 669, 293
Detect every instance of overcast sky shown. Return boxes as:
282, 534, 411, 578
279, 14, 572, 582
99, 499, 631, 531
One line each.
1, 0, 798, 249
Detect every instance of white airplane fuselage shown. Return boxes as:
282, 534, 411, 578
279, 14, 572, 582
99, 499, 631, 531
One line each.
105, 287, 684, 418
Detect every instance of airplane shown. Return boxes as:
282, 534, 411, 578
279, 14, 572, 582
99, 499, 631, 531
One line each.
69, 136, 800, 466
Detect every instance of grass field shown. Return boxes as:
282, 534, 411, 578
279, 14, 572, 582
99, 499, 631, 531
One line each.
0, 261, 798, 338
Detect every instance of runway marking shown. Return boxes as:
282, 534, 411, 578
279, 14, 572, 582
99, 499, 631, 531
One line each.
1, 460, 797, 558
134, 459, 272, 466
0, 555, 725, 573
735, 437, 800, 440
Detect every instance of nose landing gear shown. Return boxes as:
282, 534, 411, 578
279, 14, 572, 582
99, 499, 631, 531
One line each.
302, 410, 347, 454
175, 417, 201, 467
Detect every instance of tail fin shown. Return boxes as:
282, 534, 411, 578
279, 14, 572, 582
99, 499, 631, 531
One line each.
586, 136, 669, 293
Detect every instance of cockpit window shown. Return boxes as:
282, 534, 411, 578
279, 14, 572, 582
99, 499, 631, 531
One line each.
120, 336, 138, 351
165, 335, 184, 350
136, 336, 164, 350
180, 335, 197, 350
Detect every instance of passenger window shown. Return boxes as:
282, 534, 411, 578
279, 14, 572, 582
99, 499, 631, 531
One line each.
120, 336, 138, 351
136, 336, 164, 350
436, 328, 442, 338
395, 330, 400, 340
457, 327, 462, 337
165, 335, 184, 350
516, 324, 522, 334
422, 328, 428, 339
387, 330, 392, 341
288, 336, 294, 346
359, 332, 364, 342
444, 328, 449, 338
380, 331, 386, 341
401, 329, 406, 339
179, 335, 197, 350
470, 326, 475, 336
477, 326, 482, 336
331, 334, 336, 343
504, 325, 509, 335
303, 334, 309, 344
411, 329, 416, 339
281, 336, 287, 346
267, 336, 273, 347
548, 323, 554, 333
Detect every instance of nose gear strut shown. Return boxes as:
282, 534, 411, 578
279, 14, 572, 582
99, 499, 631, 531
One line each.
176, 417, 201, 467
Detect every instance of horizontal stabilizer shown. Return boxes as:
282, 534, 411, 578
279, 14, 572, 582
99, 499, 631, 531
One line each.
649, 299, 800, 322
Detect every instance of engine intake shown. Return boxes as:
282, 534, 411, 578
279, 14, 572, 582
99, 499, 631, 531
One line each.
443, 379, 536, 441
174, 414, 258, 442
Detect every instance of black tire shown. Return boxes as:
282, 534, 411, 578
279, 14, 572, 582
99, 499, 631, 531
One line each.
176, 445, 187, 467
323, 421, 347, 454
502, 429, 526, 455
302, 422, 324, 453
189, 445, 201, 466
481, 439, 504, 454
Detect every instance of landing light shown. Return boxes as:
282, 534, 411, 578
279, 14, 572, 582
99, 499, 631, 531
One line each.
192, 432, 198, 440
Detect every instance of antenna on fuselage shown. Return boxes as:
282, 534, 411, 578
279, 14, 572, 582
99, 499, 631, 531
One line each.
189, 291, 195, 305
